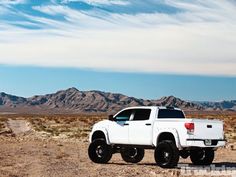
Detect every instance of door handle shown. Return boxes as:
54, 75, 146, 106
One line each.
124, 123, 129, 126
145, 123, 151, 126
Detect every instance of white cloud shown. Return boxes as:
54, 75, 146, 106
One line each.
31, 5, 117, 30
0, 0, 25, 5
0, 0, 236, 76
61, 0, 129, 6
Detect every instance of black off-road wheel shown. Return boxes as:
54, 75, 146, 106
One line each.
190, 148, 214, 165
121, 147, 144, 163
88, 139, 112, 164
154, 140, 179, 168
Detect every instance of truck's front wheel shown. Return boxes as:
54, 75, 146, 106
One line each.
121, 147, 144, 163
88, 139, 112, 164
154, 140, 179, 168
190, 148, 214, 165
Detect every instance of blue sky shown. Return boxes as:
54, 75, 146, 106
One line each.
0, 0, 236, 101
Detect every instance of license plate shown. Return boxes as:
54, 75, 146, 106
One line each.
205, 139, 212, 146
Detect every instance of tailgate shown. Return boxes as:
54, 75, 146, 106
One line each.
192, 119, 224, 140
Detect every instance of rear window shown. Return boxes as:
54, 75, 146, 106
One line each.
158, 109, 185, 119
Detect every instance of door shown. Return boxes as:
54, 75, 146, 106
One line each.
108, 109, 132, 144
129, 109, 153, 145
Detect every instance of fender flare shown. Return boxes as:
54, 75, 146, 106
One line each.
90, 127, 111, 144
153, 129, 181, 148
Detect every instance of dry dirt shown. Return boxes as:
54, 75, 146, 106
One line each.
0, 114, 235, 177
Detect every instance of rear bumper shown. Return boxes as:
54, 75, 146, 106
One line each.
185, 139, 226, 148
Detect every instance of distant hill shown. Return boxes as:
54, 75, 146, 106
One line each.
0, 88, 235, 114
0, 92, 26, 106
195, 100, 236, 111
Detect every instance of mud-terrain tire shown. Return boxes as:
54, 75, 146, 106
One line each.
154, 140, 179, 168
121, 147, 144, 163
190, 148, 214, 165
88, 139, 112, 163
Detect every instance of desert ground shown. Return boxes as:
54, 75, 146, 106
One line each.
0, 112, 235, 177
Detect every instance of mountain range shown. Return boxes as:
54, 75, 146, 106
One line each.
0, 87, 235, 114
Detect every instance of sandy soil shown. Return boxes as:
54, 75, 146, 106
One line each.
0, 116, 235, 177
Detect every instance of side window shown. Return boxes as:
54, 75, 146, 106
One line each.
132, 109, 151, 121
115, 109, 132, 121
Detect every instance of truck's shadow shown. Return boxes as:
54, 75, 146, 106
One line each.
108, 162, 236, 168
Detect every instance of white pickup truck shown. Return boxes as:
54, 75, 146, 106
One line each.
88, 106, 226, 168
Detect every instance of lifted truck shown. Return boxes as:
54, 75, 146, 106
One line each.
88, 106, 226, 168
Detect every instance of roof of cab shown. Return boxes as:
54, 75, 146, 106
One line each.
121, 106, 182, 111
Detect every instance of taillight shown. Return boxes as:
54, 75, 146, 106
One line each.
185, 123, 194, 134
223, 122, 226, 132
223, 122, 225, 139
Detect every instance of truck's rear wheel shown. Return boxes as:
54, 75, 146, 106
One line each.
190, 148, 214, 165
154, 140, 179, 168
121, 147, 144, 163
88, 139, 112, 164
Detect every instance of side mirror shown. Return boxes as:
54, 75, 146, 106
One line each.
108, 115, 115, 121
